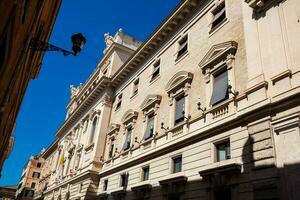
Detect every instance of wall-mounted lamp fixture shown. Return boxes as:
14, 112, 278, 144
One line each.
114, 148, 120, 157
29, 33, 86, 56
228, 85, 239, 97
161, 122, 169, 131
135, 136, 142, 145
182, 111, 191, 121
99, 156, 105, 163
197, 102, 206, 112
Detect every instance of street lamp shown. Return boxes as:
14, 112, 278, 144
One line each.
29, 33, 86, 56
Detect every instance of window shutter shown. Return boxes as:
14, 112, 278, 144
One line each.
144, 115, 154, 140
123, 128, 132, 150
211, 7, 226, 24
175, 96, 185, 123
210, 70, 228, 105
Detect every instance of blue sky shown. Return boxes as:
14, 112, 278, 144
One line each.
0, 0, 180, 185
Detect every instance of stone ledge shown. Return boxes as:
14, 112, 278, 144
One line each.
199, 163, 241, 177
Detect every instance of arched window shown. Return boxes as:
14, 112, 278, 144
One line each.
89, 116, 98, 144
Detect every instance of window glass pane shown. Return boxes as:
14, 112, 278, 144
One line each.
123, 128, 132, 150
173, 156, 182, 173
89, 117, 98, 143
210, 70, 228, 106
144, 115, 154, 140
211, 2, 226, 30
177, 36, 188, 58
109, 139, 114, 158
152, 61, 160, 79
175, 96, 185, 124
103, 180, 108, 191
216, 141, 230, 161
143, 167, 149, 181
218, 149, 226, 161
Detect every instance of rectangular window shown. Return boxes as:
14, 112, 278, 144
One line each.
216, 140, 231, 162
144, 114, 154, 140
142, 166, 150, 181
211, 1, 226, 31
115, 94, 122, 110
31, 182, 36, 189
108, 138, 114, 158
32, 172, 40, 179
151, 60, 160, 80
132, 79, 139, 96
103, 179, 108, 191
210, 70, 228, 106
102, 68, 108, 76
120, 174, 128, 187
25, 190, 34, 197
175, 95, 185, 125
37, 162, 42, 168
172, 155, 182, 173
177, 36, 188, 59
122, 127, 132, 150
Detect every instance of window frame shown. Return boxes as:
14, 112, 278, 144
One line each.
141, 165, 150, 181
88, 116, 98, 144
122, 126, 133, 151
37, 162, 42, 168
176, 35, 188, 60
120, 173, 128, 188
31, 182, 36, 189
174, 94, 185, 125
165, 71, 193, 131
103, 179, 108, 191
199, 41, 237, 109
32, 172, 40, 179
210, 66, 229, 106
108, 137, 115, 159
151, 60, 160, 81
172, 155, 182, 174
210, 1, 227, 31
132, 78, 139, 97
143, 112, 155, 140
115, 93, 123, 111
215, 139, 231, 162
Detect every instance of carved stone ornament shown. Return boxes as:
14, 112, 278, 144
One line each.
121, 109, 139, 124
165, 71, 193, 94
198, 41, 238, 73
140, 94, 162, 112
108, 123, 121, 136
245, 0, 281, 11
89, 108, 101, 119
70, 85, 79, 98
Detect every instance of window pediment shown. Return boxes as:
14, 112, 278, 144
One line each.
121, 110, 138, 124
108, 123, 120, 136
245, 0, 279, 11
199, 163, 241, 178
165, 71, 193, 94
199, 41, 238, 73
140, 95, 162, 112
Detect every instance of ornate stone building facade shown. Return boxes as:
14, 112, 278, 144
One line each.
35, 0, 300, 200
34, 30, 142, 200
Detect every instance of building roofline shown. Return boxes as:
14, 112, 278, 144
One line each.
51, 0, 199, 140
